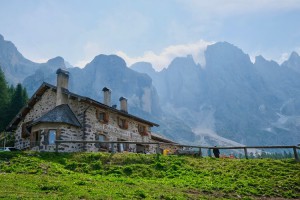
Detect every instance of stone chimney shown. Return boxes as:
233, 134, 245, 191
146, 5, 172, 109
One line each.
56, 68, 69, 106
102, 87, 111, 106
119, 97, 128, 113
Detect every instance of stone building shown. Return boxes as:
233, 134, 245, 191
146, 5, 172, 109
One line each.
6, 69, 165, 153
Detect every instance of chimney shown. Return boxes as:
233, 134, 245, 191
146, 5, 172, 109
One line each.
119, 97, 128, 113
102, 87, 111, 106
56, 68, 69, 106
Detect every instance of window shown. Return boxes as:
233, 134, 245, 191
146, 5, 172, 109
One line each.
99, 134, 105, 142
138, 124, 148, 136
98, 133, 108, 150
96, 109, 109, 123
49, 130, 56, 145
138, 124, 146, 133
98, 112, 105, 121
118, 118, 128, 129
30, 131, 40, 147
117, 138, 128, 152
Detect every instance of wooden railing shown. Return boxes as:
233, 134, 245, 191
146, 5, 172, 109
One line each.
55, 140, 300, 162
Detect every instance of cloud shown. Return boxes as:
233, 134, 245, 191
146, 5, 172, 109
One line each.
116, 40, 214, 71
75, 42, 103, 68
30, 58, 49, 64
278, 53, 290, 64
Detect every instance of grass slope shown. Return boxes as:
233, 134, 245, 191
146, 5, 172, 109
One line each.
0, 152, 299, 200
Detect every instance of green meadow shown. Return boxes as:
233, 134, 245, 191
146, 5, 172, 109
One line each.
0, 152, 299, 199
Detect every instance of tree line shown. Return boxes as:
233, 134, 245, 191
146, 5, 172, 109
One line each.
0, 66, 28, 132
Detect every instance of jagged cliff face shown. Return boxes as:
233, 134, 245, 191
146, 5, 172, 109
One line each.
0, 34, 39, 84
282, 52, 300, 74
68, 54, 161, 116
132, 42, 300, 146
21, 54, 162, 117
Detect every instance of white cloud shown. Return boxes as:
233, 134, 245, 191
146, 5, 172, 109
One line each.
278, 53, 290, 64
75, 42, 102, 68
116, 40, 214, 71
29, 58, 49, 64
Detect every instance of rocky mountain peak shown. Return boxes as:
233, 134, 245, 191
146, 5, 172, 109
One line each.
254, 55, 266, 63
131, 62, 156, 75
281, 51, 300, 73
205, 42, 251, 68
254, 55, 278, 67
290, 51, 299, 59
88, 54, 127, 69
167, 55, 198, 71
46, 56, 66, 69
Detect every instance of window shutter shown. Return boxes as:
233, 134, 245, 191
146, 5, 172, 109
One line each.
117, 117, 121, 127
22, 124, 26, 138
124, 120, 128, 129
96, 109, 99, 119
56, 129, 61, 140
30, 132, 35, 147
104, 112, 109, 123
38, 131, 41, 143
21, 122, 31, 138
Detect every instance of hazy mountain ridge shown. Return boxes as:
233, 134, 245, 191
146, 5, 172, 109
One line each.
131, 42, 300, 145
1, 34, 299, 145
0, 34, 39, 84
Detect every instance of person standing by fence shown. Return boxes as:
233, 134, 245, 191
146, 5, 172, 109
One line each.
213, 146, 220, 158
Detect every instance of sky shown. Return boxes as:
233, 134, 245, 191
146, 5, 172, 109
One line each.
0, 0, 300, 71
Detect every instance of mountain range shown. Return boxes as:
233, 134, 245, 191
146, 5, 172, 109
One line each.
1, 34, 300, 146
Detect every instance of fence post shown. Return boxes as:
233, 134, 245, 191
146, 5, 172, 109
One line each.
293, 147, 299, 162
243, 147, 248, 159
199, 148, 202, 157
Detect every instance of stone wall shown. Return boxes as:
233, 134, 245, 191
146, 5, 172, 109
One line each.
82, 106, 151, 152
30, 123, 82, 152
15, 89, 57, 149
15, 88, 153, 153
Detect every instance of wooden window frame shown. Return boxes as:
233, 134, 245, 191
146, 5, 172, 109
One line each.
95, 132, 108, 150
96, 109, 109, 123
118, 117, 128, 130
30, 131, 41, 147
21, 121, 32, 138
138, 124, 148, 136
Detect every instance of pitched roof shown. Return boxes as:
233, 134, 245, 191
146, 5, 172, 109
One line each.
151, 132, 175, 143
30, 104, 81, 127
6, 82, 159, 131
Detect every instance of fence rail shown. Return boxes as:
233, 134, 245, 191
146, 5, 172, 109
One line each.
54, 140, 300, 162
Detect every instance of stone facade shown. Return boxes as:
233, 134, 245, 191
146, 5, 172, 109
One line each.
14, 88, 156, 153
14, 89, 57, 150
10, 69, 163, 153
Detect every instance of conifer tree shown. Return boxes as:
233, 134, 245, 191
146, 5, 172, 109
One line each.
0, 67, 28, 132
6, 83, 28, 127
0, 67, 9, 131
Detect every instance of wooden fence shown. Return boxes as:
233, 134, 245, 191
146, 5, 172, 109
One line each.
55, 140, 300, 162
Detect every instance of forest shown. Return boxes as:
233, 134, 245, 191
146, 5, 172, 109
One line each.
0, 67, 28, 146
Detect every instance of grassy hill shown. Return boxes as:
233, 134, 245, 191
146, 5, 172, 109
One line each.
0, 152, 299, 199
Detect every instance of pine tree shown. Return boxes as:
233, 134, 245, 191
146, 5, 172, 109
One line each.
0, 67, 28, 132
0, 67, 10, 131
6, 83, 28, 125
